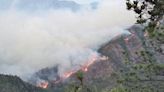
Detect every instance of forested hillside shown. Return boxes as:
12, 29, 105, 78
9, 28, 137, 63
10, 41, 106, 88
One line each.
0, 74, 51, 92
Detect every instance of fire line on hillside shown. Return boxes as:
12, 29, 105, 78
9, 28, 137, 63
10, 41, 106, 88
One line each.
37, 55, 109, 89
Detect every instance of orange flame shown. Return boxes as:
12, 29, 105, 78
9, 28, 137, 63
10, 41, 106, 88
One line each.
63, 71, 74, 78
82, 66, 88, 72
60, 53, 99, 80
37, 81, 49, 89
52, 54, 109, 85
84, 67, 88, 72
81, 53, 98, 72
35, 54, 109, 87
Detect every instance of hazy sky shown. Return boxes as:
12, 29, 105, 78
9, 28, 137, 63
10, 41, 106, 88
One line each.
0, 0, 136, 80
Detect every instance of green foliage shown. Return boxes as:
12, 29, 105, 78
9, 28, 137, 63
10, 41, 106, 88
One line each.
110, 85, 128, 92
76, 71, 84, 85
126, 0, 164, 25
126, 0, 164, 55
111, 62, 164, 92
64, 71, 95, 92
64, 83, 98, 92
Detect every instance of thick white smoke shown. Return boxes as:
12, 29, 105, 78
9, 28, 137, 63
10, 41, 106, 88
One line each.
0, 0, 135, 80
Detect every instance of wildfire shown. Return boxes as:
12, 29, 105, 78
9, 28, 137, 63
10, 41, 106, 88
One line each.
63, 54, 109, 78
81, 53, 98, 71
59, 53, 99, 80
37, 80, 49, 89
37, 54, 109, 87
81, 66, 88, 72
84, 67, 88, 72
82, 67, 88, 72
63, 71, 75, 78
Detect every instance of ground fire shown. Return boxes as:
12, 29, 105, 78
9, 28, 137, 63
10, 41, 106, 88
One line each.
37, 80, 49, 89
37, 54, 108, 89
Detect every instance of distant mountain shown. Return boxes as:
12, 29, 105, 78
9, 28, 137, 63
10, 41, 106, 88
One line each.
0, 0, 81, 11
17, 0, 81, 11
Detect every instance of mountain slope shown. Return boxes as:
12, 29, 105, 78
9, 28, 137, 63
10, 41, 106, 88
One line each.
0, 74, 50, 92
0, 24, 163, 92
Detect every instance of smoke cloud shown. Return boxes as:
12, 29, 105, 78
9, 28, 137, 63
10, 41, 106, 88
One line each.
0, 0, 135, 80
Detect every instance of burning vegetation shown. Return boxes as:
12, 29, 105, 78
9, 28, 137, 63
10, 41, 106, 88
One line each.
37, 80, 49, 89
36, 54, 109, 89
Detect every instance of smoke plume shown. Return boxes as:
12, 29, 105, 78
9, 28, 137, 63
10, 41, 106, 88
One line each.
0, 0, 135, 80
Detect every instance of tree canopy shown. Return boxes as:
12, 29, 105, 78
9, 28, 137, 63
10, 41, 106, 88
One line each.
126, 0, 164, 25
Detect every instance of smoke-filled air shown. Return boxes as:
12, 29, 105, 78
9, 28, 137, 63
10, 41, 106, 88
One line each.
0, 0, 135, 80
